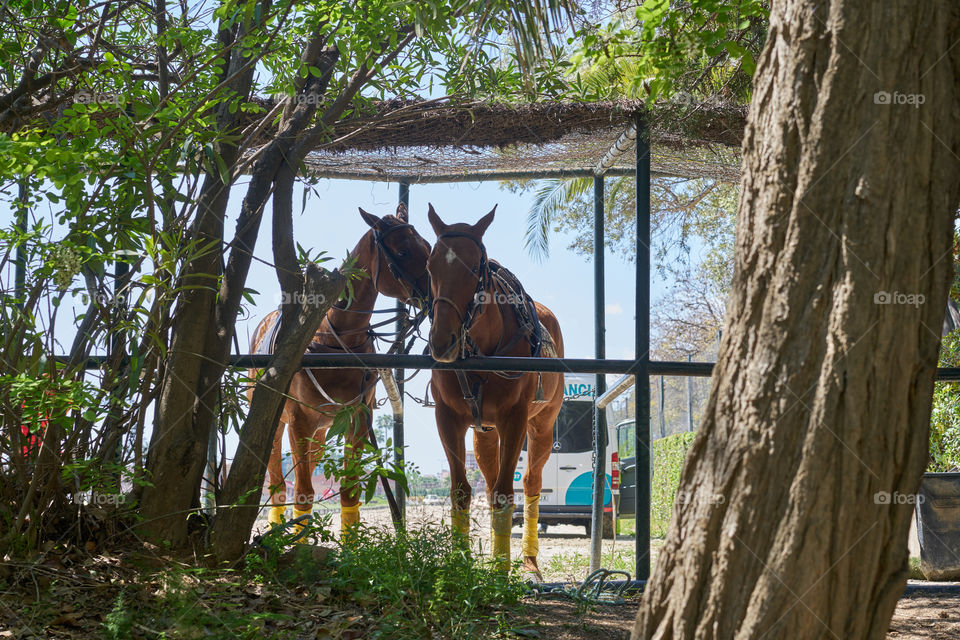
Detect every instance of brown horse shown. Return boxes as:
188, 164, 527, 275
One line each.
249, 204, 430, 532
426, 204, 565, 580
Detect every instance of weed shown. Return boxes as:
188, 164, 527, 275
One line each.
327, 523, 525, 639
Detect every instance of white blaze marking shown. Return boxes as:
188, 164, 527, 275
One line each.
445, 247, 457, 264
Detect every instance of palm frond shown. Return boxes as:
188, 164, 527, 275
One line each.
523, 177, 591, 262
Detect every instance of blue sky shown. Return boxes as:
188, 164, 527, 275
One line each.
0, 176, 667, 475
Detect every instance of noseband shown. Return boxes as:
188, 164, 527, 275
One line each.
372, 222, 429, 306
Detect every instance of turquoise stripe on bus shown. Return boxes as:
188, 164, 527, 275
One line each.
564, 472, 612, 506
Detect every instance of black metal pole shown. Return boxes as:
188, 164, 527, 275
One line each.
687, 355, 694, 432
14, 181, 28, 309
62, 353, 720, 376
635, 111, 651, 581
589, 175, 607, 571
395, 181, 409, 524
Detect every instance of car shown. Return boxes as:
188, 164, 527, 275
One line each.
423, 494, 443, 505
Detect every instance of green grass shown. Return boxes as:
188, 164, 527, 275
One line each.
544, 548, 636, 579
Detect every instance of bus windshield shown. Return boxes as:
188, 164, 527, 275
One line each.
555, 401, 596, 453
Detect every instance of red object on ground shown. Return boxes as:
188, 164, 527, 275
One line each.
19, 400, 47, 456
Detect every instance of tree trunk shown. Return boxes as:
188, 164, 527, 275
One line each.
137, 38, 335, 547
210, 263, 345, 561
634, 2, 960, 639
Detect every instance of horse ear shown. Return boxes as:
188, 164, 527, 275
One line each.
396, 202, 408, 222
472, 205, 497, 237
359, 207, 382, 229
427, 203, 447, 235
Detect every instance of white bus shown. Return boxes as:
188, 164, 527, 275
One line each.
512, 373, 617, 536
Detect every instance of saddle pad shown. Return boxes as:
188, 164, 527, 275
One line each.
255, 312, 281, 355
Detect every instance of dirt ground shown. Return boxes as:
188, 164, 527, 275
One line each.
253, 503, 960, 639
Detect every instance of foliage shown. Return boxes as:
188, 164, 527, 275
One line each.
572, 0, 768, 105
650, 431, 697, 538
0, 0, 585, 554
325, 523, 524, 639
930, 329, 960, 472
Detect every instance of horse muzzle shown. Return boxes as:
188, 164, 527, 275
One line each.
429, 333, 460, 363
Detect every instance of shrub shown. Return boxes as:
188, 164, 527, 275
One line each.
651, 432, 697, 537
930, 329, 960, 472
327, 523, 525, 639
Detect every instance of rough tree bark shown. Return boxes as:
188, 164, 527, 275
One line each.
138, 8, 268, 544
209, 263, 345, 561
634, 2, 960, 639
137, 36, 335, 547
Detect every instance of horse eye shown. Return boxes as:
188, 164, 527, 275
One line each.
397, 250, 408, 258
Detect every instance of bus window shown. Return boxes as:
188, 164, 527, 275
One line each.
555, 401, 595, 453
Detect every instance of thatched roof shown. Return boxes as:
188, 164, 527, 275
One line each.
283, 99, 746, 183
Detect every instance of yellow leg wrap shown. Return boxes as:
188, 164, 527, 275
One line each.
341, 503, 361, 528
451, 508, 470, 537
291, 505, 312, 541
268, 505, 286, 525
491, 504, 513, 568
293, 506, 313, 520
521, 495, 540, 558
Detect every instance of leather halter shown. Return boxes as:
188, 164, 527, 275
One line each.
429, 232, 549, 431
371, 221, 429, 307
428, 231, 489, 356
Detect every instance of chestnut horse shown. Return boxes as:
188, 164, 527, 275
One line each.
426, 204, 564, 580
249, 204, 430, 532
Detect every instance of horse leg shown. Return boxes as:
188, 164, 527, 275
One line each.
339, 407, 367, 537
436, 401, 471, 536
473, 428, 500, 549
267, 422, 287, 525
289, 416, 320, 538
519, 412, 556, 580
489, 407, 528, 570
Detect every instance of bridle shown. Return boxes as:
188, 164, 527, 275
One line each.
371, 220, 429, 308
428, 232, 490, 359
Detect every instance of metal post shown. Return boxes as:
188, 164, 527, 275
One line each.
14, 181, 28, 309
589, 176, 607, 572
658, 376, 665, 439
395, 181, 409, 525
687, 355, 694, 432
634, 112, 651, 581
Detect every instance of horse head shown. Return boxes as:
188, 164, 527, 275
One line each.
358, 203, 431, 308
426, 203, 496, 363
